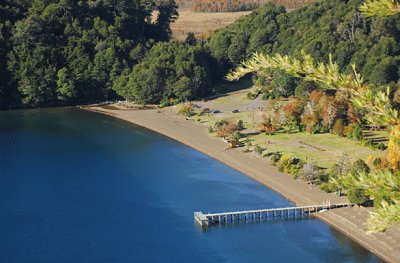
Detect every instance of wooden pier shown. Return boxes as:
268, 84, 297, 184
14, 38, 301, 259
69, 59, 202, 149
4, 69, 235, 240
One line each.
194, 203, 353, 227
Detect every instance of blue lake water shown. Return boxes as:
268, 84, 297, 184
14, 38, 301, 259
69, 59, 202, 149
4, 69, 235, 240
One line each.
0, 108, 381, 262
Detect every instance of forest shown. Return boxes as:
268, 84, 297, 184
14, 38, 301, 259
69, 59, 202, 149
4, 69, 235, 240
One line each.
2, 0, 399, 109
0, 0, 216, 108
174, 0, 314, 12
189, 0, 314, 12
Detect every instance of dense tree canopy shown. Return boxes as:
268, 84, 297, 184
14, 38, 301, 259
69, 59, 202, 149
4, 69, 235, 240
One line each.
0, 0, 178, 108
2, 0, 400, 109
113, 41, 214, 103
209, 0, 400, 87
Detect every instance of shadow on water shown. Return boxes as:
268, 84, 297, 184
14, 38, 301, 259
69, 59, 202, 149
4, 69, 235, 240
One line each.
196, 216, 316, 232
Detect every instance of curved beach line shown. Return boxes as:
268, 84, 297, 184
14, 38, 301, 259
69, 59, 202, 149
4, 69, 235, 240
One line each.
83, 105, 399, 263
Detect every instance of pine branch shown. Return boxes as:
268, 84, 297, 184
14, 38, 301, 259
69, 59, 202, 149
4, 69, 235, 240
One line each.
360, 0, 400, 17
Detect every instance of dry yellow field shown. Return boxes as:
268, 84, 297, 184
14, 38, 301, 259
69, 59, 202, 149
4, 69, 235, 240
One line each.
170, 9, 251, 40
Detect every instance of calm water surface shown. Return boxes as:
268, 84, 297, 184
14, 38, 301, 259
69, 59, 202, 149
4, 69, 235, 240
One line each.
0, 108, 381, 262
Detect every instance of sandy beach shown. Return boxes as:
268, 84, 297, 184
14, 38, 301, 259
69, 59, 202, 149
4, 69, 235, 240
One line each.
83, 105, 400, 263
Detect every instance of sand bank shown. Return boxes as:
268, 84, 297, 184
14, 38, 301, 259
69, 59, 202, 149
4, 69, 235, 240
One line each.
83, 105, 399, 263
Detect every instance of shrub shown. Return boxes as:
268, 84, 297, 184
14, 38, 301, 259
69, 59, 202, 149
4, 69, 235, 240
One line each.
208, 126, 214, 133
246, 91, 258, 99
347, 187, 369, 205
332, 119, 345, 136
233, 132, 244, 141
177, 103, 195, 117
295, 81, 317, 97
361, 138, 374, 147
159, 98, 172, 108
372, 157, 383, 168
277, 155, 303, 176
347, 123, 363, 141
254, 145, 264, 155
329, 154, 350, 178
306, 122, 316, 134
376, 143, 387, 150
270, 152, 282, 164
314, 124, 329, 134
237, 120, 245, 130
217, 122, 239, 138
351, 159, 371, 174
214, 119, 228, 129
319, 181, 337, 193
300, 162, 321, 184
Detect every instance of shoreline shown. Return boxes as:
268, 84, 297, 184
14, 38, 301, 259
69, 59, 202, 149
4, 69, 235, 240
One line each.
83, 105, 399, 263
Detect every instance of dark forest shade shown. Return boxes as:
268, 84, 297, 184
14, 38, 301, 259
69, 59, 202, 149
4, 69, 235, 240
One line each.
0, 0, 179, 108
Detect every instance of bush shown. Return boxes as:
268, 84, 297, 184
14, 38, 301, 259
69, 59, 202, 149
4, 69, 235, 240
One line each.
332, 119, 345, 136
233, 131, 245, 141
350, 159, 371, 174
159, 98, 173, 108
306, 122, 315, 134
270, 152, 282, 164
177, 103, 195, 117
372, 157, 383, 168
314, 124, 329, 134
208, 126, 214, 133
329, 154, 350, 178
246, 91, 258, 100
295, 81, 317, 97
376, 143, 387, 150
277, 155, 304, 176
347, 123, 363, 141
214, 119, 228, 129
319, 181, 337, 193
300, 162, 321, 184
347, 187, 369, 205
217, 122, 239, 138
237, 120, 245, 130
254, 145, 264, 155
361, 138, 374, 147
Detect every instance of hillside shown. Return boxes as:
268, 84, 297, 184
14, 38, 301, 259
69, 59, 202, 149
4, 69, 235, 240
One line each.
209, 0, 400, 86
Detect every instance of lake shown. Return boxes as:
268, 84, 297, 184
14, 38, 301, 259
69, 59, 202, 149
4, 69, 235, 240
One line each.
0, 108, 380, 262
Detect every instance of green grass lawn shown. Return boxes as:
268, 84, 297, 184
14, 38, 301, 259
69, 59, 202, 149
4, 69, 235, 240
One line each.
190, 105, 388, 170
250, 131, 384, 169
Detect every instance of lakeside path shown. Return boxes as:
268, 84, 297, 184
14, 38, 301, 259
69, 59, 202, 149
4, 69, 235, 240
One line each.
83, 105, 400, 263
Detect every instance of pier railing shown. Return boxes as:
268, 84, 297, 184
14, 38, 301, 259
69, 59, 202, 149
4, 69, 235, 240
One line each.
195, 203, 353, 227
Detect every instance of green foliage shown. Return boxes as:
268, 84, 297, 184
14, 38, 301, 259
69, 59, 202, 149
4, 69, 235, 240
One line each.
347, 187, 369, 205
332, 119, 346, 136
270, 152, 282, 164
348, 123, 364, 141
277, 154, 303, 175
366, 200, 400, 233
177, 103, 195, 117
237, 119, 245, 130
123, 42, 214, 104
214, 119, 229, 129
254, 145, 264, 155
215, 1, 400, 88
1, 0, 179, 108
360, 0, 400, 17
295, 81, 318, 97
351, 159, 371, 174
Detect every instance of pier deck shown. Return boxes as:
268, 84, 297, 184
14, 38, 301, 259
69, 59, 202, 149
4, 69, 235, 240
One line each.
195, 203, 353, 227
